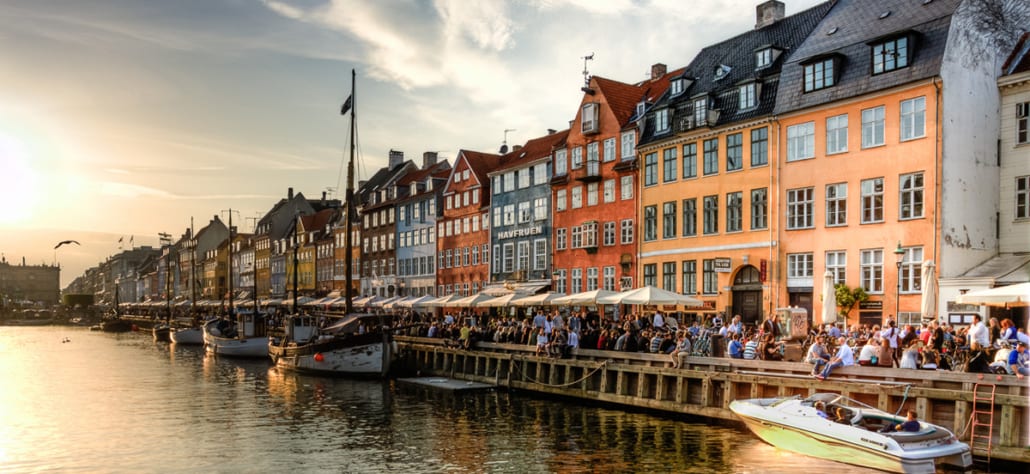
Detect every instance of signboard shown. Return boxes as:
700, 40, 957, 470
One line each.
759, 259, 767, 282
859, 300, 883, 310
497, 225, 543, 240
714, 258, 732, 273
701, 300, 716, 310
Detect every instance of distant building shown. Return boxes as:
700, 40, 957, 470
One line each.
0, 257, 60, 306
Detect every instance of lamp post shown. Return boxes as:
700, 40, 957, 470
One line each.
893, 241, 905, 324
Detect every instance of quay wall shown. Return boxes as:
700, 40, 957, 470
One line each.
394, 336, 1029, 465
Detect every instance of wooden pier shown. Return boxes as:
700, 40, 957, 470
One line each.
394, 336, 1030, 465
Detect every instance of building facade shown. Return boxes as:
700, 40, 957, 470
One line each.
437, 150, 500, 297
395, 153, 449, 297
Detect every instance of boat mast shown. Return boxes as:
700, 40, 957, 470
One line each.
190, 217, 197, 317
227, 210, 234, 319
345, 68, 356, 315
292, 213, 299, 314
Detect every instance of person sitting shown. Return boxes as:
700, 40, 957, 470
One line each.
1008, 341, 1029, 379
816, 337, 854, 380
814, 401, 830, 420
671, 332, 692, 369
989, 342, 1013, 374
882, 410, 921, 432
920, 350, 939, 370
760, 333, 784, 361
899, 340, 921, 369
857, 338, 881, 366
727, 333, 744, 359
806, 335, 831, 376
834, 407, 850, 424
743, 336, 760, 360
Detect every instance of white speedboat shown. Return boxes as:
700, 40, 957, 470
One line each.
204, 312, 269, 358
269, 313, 391, 377
170, 326, 204, 345
730, 393, 971, 474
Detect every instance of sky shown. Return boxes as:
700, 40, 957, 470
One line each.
0, 0, 823, 288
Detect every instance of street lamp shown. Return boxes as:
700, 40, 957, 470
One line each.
893, 241, 906, 324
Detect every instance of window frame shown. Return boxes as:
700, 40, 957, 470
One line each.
826, 182, 848, 227
861, 177, 885, 224
786, 187, 815, 230
787, 121, 815, 162
726, 133, 743, 172
871, 36, 909, 75
750, 188, 767, 230
899, 172, 924, 220
861, 106, 886, 148
826, 114, 848, 155
900, 96, 926, 141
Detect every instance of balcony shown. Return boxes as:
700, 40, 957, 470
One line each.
574, 159, 602, 183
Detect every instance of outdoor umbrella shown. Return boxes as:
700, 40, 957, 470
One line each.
426, 293, 460, 308
597, 285, 703, 306
511, 292, 565, 307
399, 295, 435, 308
920, 260, 938, 320
449, 293, 500, 308
552, 289, 618, 305
477, 293, 520, 307
956, 282, 1030, 307
821, 271, 837, 325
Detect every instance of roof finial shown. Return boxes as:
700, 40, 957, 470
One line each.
500, 129, 516, 154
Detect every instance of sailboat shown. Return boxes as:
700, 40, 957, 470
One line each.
171, 222, 205, 345
204, 211, 270, 358
269, 69, 393, 376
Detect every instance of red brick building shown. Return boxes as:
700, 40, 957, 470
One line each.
437, 150, 501, 297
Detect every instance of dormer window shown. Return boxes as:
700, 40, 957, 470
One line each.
410, 183, 418, 195
654, 108, 671, 134
693, 97, 708, 126
714, 64, 731, 81
670, 79, 685, 96
636, 101, 647, 117
454, 172, 461, 183
581, 102, 599, 134
462, 169, 469, 180
739, 82, 758, 110
802, 56, 838, 92
871, 35, 909, 74
756, 48, 773, 69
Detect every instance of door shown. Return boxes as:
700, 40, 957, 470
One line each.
731, 266, 763, 326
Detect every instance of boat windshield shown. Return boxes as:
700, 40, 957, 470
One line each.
771, 395, 801, 407
802, 393, 874, 410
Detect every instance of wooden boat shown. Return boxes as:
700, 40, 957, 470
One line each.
203, 312, 269, 358
269, 313, 392, 377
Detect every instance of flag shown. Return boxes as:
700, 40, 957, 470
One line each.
340, 95, 352, 115
130, 235, 134, 246
118, 237, 123, 243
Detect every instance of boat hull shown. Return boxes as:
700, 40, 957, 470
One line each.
170, 327, 204, 345
270, 334, 390, 377
153, 325, 171, 342
730, 398, 971, 474
205, 335, 270, 358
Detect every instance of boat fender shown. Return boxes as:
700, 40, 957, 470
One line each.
314, 352, 324, 362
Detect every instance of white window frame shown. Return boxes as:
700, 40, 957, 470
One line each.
825, 250, 846, 285
826, 114, 848, 155
556, 189, 567, 211
603, 179, 615, 203
860, 249, 883, 294
603, 221, 616, 246
900, 246, 923, 293
861, 178, 884, 224
586, 182, 598, 206
603, 138, 616, 163
621, 219, 634, 244
786, 187, 814, 230
899, 172, 924, 220
826, 182, 847, 227
861, 106, 885, 148
738, 83, 757, 110
533, 238, 547, 271
1017, 176, 1030, 219
571, 186, 583, 209
620, 175, 633, 200
787, 121, 815, 162
554, 149, 568, 176
900, 97, 925, 141
620, 131, 635, 161
556, 227, 567, 250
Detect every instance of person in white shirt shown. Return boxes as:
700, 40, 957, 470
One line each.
653, 312, 665, 331
816, 337, 854, 380
882, 321, 900, 367
968, 314, 990, 350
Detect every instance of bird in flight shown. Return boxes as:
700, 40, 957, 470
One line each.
54, 240, 80, 249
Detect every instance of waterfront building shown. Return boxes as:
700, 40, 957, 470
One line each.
395, 153, 450, 297
331, 206, 360, 296
0, 257, 60, 306
437, 150, 501, 297
359, 150, 418, 298
552, 69, 679, 301
637, 0, 832, 325
254, 188, 339, 300
232, 234, 256, 302
488, 130, 568, 291
297, 208, 336, 296
774, 0, 1029, 327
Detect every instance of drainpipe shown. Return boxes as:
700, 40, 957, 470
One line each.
771, 117, 781, 316
932, 77, 941, 270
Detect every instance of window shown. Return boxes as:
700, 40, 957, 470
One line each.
861, 106, 885, 148
826, 183, 848, 227
462, 169, 469, 181
682, 260, 697, 295
703, 138, 718, 175
662, 262, 676, 291
787, 121, 815, 161
493, 176, 501, 195
900, 247, 922, 293
756, 48, 773, 68
644, 205, 657, 241
492, 208, 501, 228
518, 201, 531, 223
586, 142, 599, 170
739, 83, 757, 110
603, 266, 616, 291
621, 175, 633, 200
1018, 176, 1030, 219
534, 163, 548, 185
581, 221, 598, 248
826, 114, 848, 154
643, 264, 657, 287
703, 195, 718, 235
571, 146, 583, 169
663, 147, 677, 182
670, 78, 684, 96
751, 127, 768, 166
556, 227, 567, 250
464, 247, 471, 267
554, 149, 567, 176
644, 152, 658, 186
621, 131, 635, 160
571, 268, 583, 293
787, 187, 814, 230
803, 58, 835, 92
603, 179, 615, 203
571, 225, 582, 249
872, 36, 908, 74
726, 133, 743, 171
900, 97, 925, 141
587, 183, 598, 206
518, 169, 530, 189
787, 253, 813, 279
860, 249, 883, 293
694, 97, 708, 125
517, 241, 530, 271
503, 204, 515, 226
584, 267, 598, 291
603, 138, 616, 163
534, 197, 547, 221
621, 219, 634, 244
899, 172, 924, 220
534, 239, 547, 271
726, 192, 742, 232
556, 189, 567, 211
751, 188, 767, 230
682, 198, 697, 237
1018, 102, 1029, 144
571, 186, 583, 209
581, 102, 599, 133
504, 172, 515, 192
487, 244, 494, 271
702, 259, 717, 295
682, 143, 697, 178
554, 269, 567, 294
861, 178, 884, 224
662, 201, 677, 239
603, 221, 616, 246
472, 246, 479, 265
826, 250, 846, 285
655, 109, 670, 134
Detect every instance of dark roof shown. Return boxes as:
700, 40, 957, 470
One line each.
1003, 32, 1030, 76
639, 1, 834, 146
774, 0, 961, 115
396, 160, 451, 187
495, 129, 570, 172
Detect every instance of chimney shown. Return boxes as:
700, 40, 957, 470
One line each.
547, 128, 556, 135
651, 63, 667, 81
755, 0, 785, 29
388, 149, 404, 168
288, 187, 294, 199
422, 151, 438, 169
321, 191, 326, 201
358, 180, 367, 190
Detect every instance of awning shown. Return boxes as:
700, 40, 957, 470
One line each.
957, 253, 1030, 285
480, 280, 550, 296
511, 292, 565, 307
448, 292, 499, 308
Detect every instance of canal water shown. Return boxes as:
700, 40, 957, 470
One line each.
0, 326, 971, 473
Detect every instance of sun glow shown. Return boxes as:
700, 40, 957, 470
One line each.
0, 131, 40, 225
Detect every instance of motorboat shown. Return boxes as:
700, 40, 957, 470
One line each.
269, 313, 392, 377
203, 312, 269, 358
170, 326, 204, 345
730, 393, 971, 474
152, 324, 171, 342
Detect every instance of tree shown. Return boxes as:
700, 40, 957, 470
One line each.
835, 283, 869, 322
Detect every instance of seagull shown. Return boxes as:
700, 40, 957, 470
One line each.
54, 240, 80, 249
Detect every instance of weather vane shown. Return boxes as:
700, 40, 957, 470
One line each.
582, 52, 594, 87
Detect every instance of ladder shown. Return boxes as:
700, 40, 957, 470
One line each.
969, 383, 996, 462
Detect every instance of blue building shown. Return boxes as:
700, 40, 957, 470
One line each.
395, 152, 450, 297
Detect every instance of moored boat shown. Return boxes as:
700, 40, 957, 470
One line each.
269, 313, 392, 377
729, 393, 972, 474
101, 318, 133, 333
203, 312, 269, 358
152, 324, 170, 342
170, 326, 204, 345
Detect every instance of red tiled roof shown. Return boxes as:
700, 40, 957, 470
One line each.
637, 66, 687, 105
460, 149, 502, 183
300, 208, 335, 232
592, 76, 645, 127
497, 129, 570, 171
